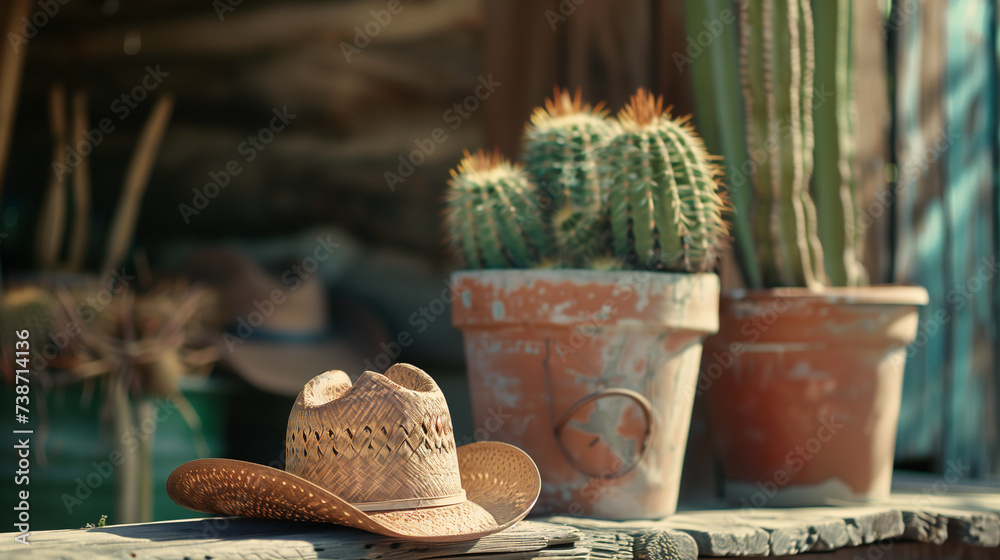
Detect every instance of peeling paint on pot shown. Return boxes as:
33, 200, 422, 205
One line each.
479, 368, 522, 408
703, 286, 928, 507
452, 270, 720, 518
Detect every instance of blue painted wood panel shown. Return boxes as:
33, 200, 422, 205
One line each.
894, 0, 948, 467
894, 0, 998, 477
944, 0, 997, 476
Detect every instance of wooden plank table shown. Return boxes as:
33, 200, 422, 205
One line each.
0, 518, 582, 560
3, 488, 998, 559
545, 481, 1000, 559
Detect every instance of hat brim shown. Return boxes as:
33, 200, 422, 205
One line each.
166, 441, 540, 542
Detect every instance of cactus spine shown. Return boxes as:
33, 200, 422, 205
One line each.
444, 150, 547, 269
523, 88, 615, 267
604, 89, 729, 272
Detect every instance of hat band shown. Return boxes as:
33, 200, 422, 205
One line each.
350, 489, 467, 512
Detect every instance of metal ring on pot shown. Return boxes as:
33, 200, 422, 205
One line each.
553, 388, 655, 479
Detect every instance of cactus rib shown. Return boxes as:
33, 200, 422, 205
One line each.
523, 87, 614, 266
605, 89, 730, 272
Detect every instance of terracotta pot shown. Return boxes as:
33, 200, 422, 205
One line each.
701, 286, 929, 506
451, 269, 719, 518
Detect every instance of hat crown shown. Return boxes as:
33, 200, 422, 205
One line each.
284, 364, 463, 509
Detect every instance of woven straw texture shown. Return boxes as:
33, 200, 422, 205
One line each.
166, 364, 540, 542
286, 365, 463, 506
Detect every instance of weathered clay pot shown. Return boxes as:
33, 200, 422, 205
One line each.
451, 270, 719, 518
701, 286, 929, 506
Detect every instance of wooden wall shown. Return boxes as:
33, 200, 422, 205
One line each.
893, 0, 999, 477
481, 0, 695, 158
4, 0, 486, 269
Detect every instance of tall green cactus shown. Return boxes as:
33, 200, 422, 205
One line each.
813, 0, 866, 286
741, 0, 826, 289
603, 89, 730, 273
444, 150, 547, 269
522, 87, 615, 267
684, 0, 760, 287
686, 0, 867, 288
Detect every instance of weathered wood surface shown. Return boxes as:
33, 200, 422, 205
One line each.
544, 516, 698, 560
562, 525, 635, 559
546, 488, 1000, 558
0, 518, 579, 560
6, 491, 1000, 560
791, 540, 1000, 560
553, 506, 903, 557
885, 492, 1000, 548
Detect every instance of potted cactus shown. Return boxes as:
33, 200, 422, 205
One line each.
685, 0, 928, 506
447, 88, 729, 518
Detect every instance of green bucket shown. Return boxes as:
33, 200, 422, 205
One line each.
3, 376, 231, 530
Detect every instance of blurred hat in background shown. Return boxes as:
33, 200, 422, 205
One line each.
182, 247, 390, 396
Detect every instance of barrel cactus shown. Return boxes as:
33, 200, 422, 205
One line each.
522, 88, 615, 267
444, 149, 547, 269
603, 89, 729, 272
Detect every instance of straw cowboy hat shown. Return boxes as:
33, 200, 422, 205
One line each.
166, 363, 541, 542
